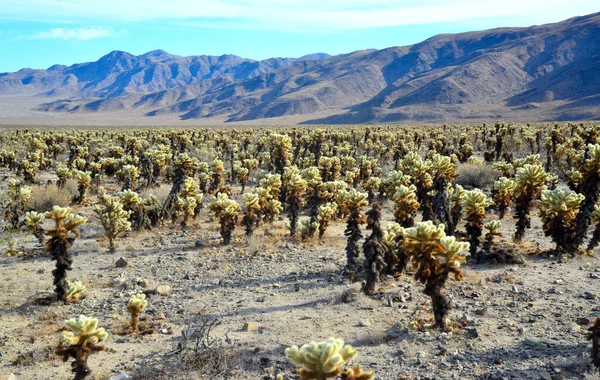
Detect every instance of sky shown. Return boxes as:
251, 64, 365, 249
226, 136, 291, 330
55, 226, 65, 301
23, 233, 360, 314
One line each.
0, 0, 598, 73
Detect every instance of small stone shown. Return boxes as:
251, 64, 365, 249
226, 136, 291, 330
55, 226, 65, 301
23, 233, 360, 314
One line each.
195, 240, 207, 249
155, 312, 166, 320
553, 279, 563, 285
590, 273, 600, 279
529, 316, 538, 323
584, 292, 596, 300
511, 285, 519, 293
243, 322, 259, 332
359, 319, 371, 327
156, 285, 172, 296
108, 373, 132, 380
110, 277, 126, 287
341, 289, 357, 303
115, 257, 128, 268
577, 317, 591, 325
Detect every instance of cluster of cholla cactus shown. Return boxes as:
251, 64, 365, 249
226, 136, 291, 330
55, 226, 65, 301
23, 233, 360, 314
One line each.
492, 177, 515, 219
538, 188, 584, 254
241, 193, 260, 236
72, 170, 92, 204
25, 210, 46, 244
93, 189, 131, 253
283, 338, 374, 380
513, 164, 549, 242
176, 177, 203, 228
56, 315, 107, 380
2, 179, 32, 230
339, 189, 368, 271
210, 193, 241, 244
393, 184, 420, 227
161, 153, 199, 221
401, 221, 469, 330
45, 206, 87, 302
461, 189, 492, 261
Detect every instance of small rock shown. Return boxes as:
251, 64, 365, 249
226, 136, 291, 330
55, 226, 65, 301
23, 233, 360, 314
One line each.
195, 240, 207, 249
155, 312, 166, 320
243, 322, 259, 332
0, 374, 18, 380
553, 279, 563, 285
584, 292, 596, 300
523, 337, 560, 348
577, 317, 591, 325
110, 277, 126, 287
115, 257, 128, 268
590, 273, 600, 279
341, 290, 357, 303
359, 319, 371, 327
108, 373, 132, 380
156, 285, 172, 296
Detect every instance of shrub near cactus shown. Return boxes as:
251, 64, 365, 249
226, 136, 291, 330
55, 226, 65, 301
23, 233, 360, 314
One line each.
400, 221, 469, 330
284, 338, 374, 380
56, 315, 107, 380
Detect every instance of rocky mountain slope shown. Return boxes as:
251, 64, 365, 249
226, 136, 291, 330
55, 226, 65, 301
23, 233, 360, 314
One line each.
4, 13, 600, 123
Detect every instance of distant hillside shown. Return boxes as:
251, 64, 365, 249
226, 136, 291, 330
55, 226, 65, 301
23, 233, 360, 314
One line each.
4, 13, 600, 123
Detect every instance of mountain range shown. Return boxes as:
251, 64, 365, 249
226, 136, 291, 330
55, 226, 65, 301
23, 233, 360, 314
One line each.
1, 12, 599, 124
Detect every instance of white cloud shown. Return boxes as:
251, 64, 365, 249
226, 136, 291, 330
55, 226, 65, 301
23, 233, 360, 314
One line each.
28, 27, 113, 40
2, 0, 599, 31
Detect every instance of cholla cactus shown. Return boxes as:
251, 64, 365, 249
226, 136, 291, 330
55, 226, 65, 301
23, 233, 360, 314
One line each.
339, 189, 368, 270
382, 170, 411, 198
56, 167, 71, 188
25, 210, 46, 244
393, 185, 420, 227
573, 144, 600, 248
317, 202, 338, 239
538, 188, 584, 253
45, 206, 87, 301
285, 174, 308, 236
363, 203, 387, 295
589, 317, 600, 369
270, 134, 292, 175
118, 165, 140, 190
482, 220, 502, 254
401, 221, 469, 329
209, 158, 225, 194
449, 184, 465, 235
298, 218, 319, 241
461, 189, 492, 261
64, 279, 86, 303
492, 177, 515, 219
161, 153, 199, 222
492, 161, 513, 177
93, 191, 131, 253
127, 294, 148, 334
56, 315, 107, 380
588, 204, 600, 251
363, 176, 382, 203
513, 164, 549, 242
241, 193, 260, 236
3, 179, 32, 229
284, 338, 373, 380
210, 193, 241, 245
72, 170, 92, 204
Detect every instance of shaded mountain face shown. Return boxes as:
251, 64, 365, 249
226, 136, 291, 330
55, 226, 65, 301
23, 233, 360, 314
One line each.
9, 13, 600, 123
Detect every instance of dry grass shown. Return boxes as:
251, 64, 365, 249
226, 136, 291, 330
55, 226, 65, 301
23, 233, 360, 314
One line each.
30, 183, 76, 212
455, 163, 498, 190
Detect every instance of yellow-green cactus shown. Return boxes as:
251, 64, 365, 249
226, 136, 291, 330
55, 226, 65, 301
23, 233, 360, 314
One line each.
25, 210, 46, 244
514, 164, 549, 242
538, 188, 584, 252
393, 184, 420, 227
284, 338, 373, 380
482, 220, 502, 253
286, 173, 308, 236
93, 193, 131, 253
492, 177, 515, 219
339, 189, 369, 270
241, 193, 261, 236
127, 294, 148, 333
210, 193, 241, 244
45, 206, 87, 302
401, 221, 469, 329
63, 279, 86, 303
73, 170, 92, 204
461, 189, 492, 260
317, 202, 338, 239
588, 204, 600, 250
57, 315, 107, 380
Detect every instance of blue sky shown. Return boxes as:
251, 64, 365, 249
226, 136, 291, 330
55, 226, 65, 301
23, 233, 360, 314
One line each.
0, 0, 598, 73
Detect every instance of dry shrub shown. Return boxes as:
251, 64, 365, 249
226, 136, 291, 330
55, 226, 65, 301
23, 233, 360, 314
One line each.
30, 183, 75, 212
140, 184, 172, 204
455, 163, 498, 190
